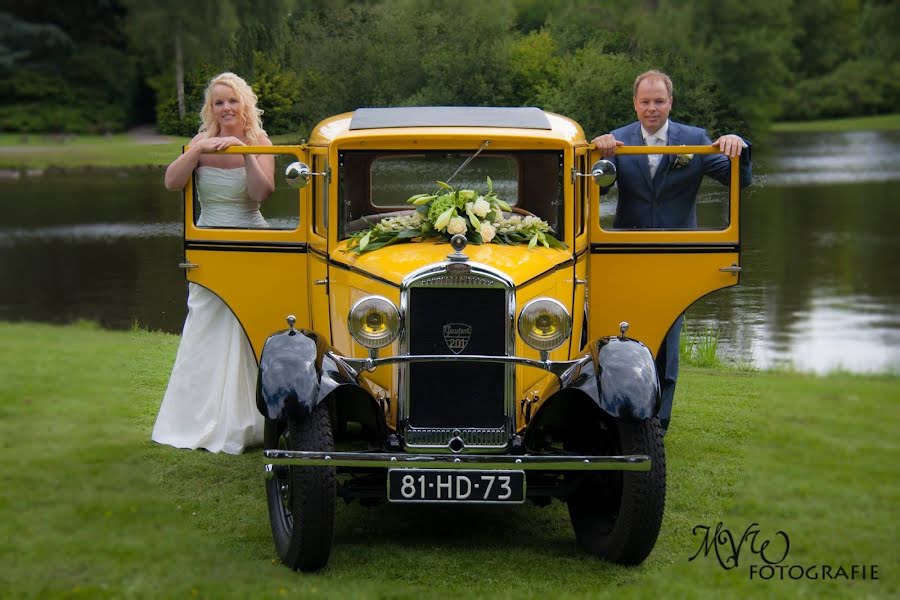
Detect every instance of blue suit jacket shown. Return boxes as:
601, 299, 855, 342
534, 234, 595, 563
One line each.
605, 121, 753, 229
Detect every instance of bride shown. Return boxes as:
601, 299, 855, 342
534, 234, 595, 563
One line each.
153, 72, 274, 454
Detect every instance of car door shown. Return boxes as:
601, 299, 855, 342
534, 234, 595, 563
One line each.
181, 145, 310, 362
587, 146, 741, 357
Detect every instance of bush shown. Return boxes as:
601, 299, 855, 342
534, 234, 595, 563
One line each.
781, 60, 900, 120
152, 66, 216, 137
538, 45, 641, 135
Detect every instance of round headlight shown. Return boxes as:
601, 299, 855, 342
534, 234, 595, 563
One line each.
348, 296, 400, 349
517, 298, 572, 352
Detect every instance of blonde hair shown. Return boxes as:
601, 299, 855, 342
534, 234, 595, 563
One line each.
198, 72, 266, 144
633, 70, 673, 98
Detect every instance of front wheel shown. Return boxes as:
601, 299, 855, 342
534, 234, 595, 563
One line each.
567, 417, 666, 565
265, 402, 336, 571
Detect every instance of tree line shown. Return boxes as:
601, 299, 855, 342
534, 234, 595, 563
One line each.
2, 0, 897, 140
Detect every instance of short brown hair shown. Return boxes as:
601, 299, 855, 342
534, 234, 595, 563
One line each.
633, 70, 673, 98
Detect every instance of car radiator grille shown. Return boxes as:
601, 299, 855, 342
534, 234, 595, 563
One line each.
404, 282, 510, 449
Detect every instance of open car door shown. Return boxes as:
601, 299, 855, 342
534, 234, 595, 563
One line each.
181, 145, 310, 361
586, 146, 742, 357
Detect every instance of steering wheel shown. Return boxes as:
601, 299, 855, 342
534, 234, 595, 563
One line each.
509, 206, 537, 218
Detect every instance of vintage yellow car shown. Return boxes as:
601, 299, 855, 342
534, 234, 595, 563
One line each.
179, 107, 743, 571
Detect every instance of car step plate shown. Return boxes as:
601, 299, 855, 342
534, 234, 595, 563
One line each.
388, 469, 525, 504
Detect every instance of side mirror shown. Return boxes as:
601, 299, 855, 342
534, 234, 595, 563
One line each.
591, 160, 617, 187
285, 161, 312, 189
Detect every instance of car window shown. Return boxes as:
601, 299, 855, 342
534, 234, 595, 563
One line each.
600, 177, 731, 231
192, 154, 301, 231
339, 150, 563, 240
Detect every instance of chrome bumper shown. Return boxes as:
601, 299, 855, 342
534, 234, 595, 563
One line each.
336, 352, 591, 381
263, 450, 650, 472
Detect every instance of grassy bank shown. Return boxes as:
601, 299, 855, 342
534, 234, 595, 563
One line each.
0, 133, 305, 170
771, 113, 900, 133
2, 114, 897, 170
1, 321, 897, 598
0, 134, 190, 169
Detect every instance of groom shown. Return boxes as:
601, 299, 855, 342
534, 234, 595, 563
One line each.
591, 69, 753, 435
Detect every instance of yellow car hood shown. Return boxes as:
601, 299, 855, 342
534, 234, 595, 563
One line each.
332, 241, 572, 287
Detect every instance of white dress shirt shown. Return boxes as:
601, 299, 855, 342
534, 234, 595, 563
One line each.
641, 120, 669, 178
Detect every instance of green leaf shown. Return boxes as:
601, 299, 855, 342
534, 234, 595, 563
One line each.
465, 205, 482, 231
544, 234, 567, 249
486, 176, 493, 193
433, 207, 455, 231
528, 233, 538, 249
359, 231, 371, 251
409, 194, 437, 206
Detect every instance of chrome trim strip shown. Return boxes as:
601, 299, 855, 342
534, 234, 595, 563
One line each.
404, 426, 508, 451
263, 450, 651, 471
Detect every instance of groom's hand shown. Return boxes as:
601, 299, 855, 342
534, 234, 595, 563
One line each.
592, 134, 624, 158
713, 134, 746, 158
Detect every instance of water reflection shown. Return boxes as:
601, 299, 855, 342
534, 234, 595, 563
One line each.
0, 222, 182, 245
1, 131, 898, 373
759, 130, 900, 186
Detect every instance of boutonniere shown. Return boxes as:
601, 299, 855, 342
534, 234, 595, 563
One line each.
673, 146, 694, 169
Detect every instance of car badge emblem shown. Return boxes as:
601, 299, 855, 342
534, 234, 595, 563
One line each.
442, 323, 472, 354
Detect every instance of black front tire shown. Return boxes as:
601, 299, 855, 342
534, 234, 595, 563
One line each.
265, 403, 336, 571
567, 417, 666, 565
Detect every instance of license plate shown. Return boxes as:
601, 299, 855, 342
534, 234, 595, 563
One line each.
388, 469, 525, 503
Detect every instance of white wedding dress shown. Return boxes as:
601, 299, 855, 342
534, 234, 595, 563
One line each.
152, 167, 267, 454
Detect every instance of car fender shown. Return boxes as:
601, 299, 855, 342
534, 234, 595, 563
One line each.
536, 336, 660, 422
256, 328, 360, 421
591, 336, 660, 419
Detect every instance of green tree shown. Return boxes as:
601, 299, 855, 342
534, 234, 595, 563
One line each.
122, 0, 238, 121
639, 0, 795, 132
1, 4, 138, 133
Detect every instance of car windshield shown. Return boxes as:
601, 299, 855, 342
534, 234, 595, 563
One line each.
338, 150, 563, 239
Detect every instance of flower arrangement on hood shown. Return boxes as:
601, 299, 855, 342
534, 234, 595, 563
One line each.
346, 177, 566, 253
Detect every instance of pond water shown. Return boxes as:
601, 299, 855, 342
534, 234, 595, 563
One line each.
1, 130, 898, 373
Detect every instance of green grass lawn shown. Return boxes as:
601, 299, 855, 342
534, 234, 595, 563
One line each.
1, 113, 896, 171
1, 321, 896, 598
0, 133, 305, 170
0, 135, 190, 169
771, 113, 900, 132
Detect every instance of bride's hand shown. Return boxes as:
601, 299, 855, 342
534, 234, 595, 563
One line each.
198, 137, 246, 152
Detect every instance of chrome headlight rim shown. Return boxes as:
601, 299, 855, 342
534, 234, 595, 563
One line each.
517, 297, 572, 352
347, 295, 401, 349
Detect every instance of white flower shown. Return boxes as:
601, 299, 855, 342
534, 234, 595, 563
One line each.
447, 216, 468, 235
480, 223, 496, 243
674, 145, 694, 169
674, 153, 693, 168
472, 197, 491, 218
